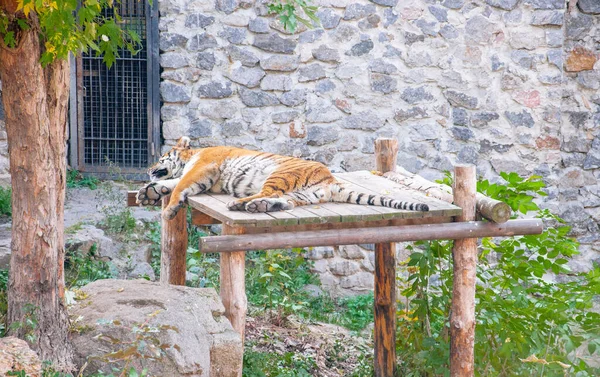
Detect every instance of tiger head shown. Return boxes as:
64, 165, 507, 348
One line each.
147, 136, 193, 181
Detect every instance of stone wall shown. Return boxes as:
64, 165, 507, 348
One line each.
0, 86, 10, 186
156, 0, 600, 295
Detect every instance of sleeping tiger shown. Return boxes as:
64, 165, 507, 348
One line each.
136, 136, 429, 220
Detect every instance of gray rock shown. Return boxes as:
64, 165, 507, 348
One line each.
450, 126, 474, 141
429, 6, 448, 22
305, 106, 342, 123
369, 59, 397, 74
457, 145, 479, 165
485, 0, 519, 10
394, 107, 428, 122
317, 8, 341, 29
159, 33, 188, 51
312, 45, 341, 63
331, 24, 359, 43
531, 10, 564, 26
547, 49, 563, 70
566, 13, 593, 39
472, 112, 499, 127
511, 50, 534, 69
480, 140, 513, 154
259, 55, 300, 71
219, 27, 246, 45
384, 45, 402, 57
222, 119, 245, 136
443, 90, 478, 109
299, 30, 324, 44
491, 54, 505, 71
260, 75, 293, 91
415, 19, 438, 37
306, 125, 339, 146
523, 0, 564, 9
185, 13, 215, 29
329, 260, 360, 276
248, 17, 270, 33
161, 82, 191, 103
300, 284, 324, 298
346, 39, 374, 56
452, 108, 469, 126
370, 0, 398, 6
198, 81, 234, 99
226, 45, 259, 67
584, 138, 600, 169
280, 89, 308, 107
187, 33, 217, 52
405, 32, 425, 45
401, 86, 434, 104
568, 112, 591, 128
189, 118, 213, 138
577, 71, 600, 90
252, 33, 297, 54
298, 64, 327, 82
228, 66, 265, 88
239, 88, 280, 107
272, 110, 300, 124
344, 3, 377, 20
160, 52, 189, 69
216, 0, 240, 14
579, 0, 600, 14
546, 29, 562, 47
439, 24, 459, 39
358, 14, 381, 30
465, 15, 498, 45
70, 280, 242, 377
128, 262, 155, 280
343, 111, 384, 130
371, 73, 397, 94
505, 110, 535, 128
315, 79, 336, 93
539, 74, 563, 85
383, 8, 399, 27
196, 52, 215, 70
442, 0, 464, 9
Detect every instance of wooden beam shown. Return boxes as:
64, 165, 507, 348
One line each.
160, 195, 187, 286
384, 168, 511, 223
374, 138, 398, 377
450, 165, 477, 377
219, 224, 247, 366
191, 208, 220, 226
127, 191, 139, 207
197, 219, 542, 253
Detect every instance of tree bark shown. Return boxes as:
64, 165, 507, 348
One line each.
0, 20, 73, 370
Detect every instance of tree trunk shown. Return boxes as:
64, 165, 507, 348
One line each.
0, 21, 73, 370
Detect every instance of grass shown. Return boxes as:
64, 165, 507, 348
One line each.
64, 244, 116, 289
0, 186, 11, 217
66, 169, 99, 190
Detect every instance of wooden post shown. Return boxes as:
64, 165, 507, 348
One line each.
160, 195, 187, 285
450, 165, 477, 377
220, 224, 248, 344
374, 138, 398, 377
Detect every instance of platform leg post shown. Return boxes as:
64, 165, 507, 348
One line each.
220, 224, 247, 343
374, 138, 398, 377
160, 195, 187, 286
450, 165, 477, 377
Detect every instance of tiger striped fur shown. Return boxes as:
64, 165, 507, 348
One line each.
136, 137, 429, 220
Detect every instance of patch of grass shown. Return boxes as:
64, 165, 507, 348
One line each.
96, 181, 137, 236
0, 186, 11, 217
65, 222, 84, 234
66, 169, 99, 190
243, 349, 316, 377
65, 245, 116, 288
0, 268, 7, 337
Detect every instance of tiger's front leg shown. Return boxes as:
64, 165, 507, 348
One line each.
136, 179, 181, 206
163, 165, 219, 220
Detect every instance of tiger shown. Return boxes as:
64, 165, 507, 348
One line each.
136, 136, 429, 220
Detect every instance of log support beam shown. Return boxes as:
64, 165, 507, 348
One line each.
160, 195, 187, 286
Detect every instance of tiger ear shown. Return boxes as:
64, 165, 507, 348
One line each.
176, 136, 191, 149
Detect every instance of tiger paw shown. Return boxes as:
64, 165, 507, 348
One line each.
136, 182, 171, 206
162, 205, 180, 221
245, 198, 294, 213
226, 200, 246, 211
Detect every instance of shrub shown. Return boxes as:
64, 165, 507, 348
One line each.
0, 186, 11, 217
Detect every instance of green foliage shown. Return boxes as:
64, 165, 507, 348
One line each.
267, 0, 319, 32
397, 172, 600, 376
8, 303, 38, 343
65, 245, 115, 288
0, 186, 11, 217
66, 169, 99, 190
0, 268, 7, 337
96, 181, 136, 236
243, 349, 316, 377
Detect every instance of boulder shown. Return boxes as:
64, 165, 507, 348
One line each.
70, 279, 242, 377
0, 336, 42, 377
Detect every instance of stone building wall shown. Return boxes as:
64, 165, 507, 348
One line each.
0, 86, 10, 186
158, 0, 600, 296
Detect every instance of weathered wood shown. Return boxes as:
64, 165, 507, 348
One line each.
375, 138, 399, 173
198, 220, 542, 253
220, 224, 248, 354
127, 191, 139, 207
160, 195, 187, 286
384, 167, 511, 223
450, 165, 478, 377
191, 208, 220, 226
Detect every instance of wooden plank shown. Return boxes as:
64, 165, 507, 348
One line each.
284, 206, 326, 225
191, 209, 220, 225
324, 202, 385, 223
297, 204, 343, 224
160, 195, 187, 286
188, 194, 268, 227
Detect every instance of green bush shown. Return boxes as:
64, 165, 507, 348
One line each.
66, 169, 99, 190
397, 173, 600, 376
65, 245, 115, 288
0, 186, 11, 217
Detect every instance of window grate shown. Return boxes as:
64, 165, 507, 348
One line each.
80, 0, 149, 169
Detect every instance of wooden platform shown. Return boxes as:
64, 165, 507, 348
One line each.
187, 170, 462, 227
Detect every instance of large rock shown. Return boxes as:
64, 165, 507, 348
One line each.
70, 279, 242, 377
0, 337, 42, 376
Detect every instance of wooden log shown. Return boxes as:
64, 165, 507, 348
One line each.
197, 219, 542, 253
450, 165, 477, 377
374, 138, 398, 377
220, 224, 248, 351
160, 195, 187, 286
191, 208, 220, 226
384, 168, 511, 223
